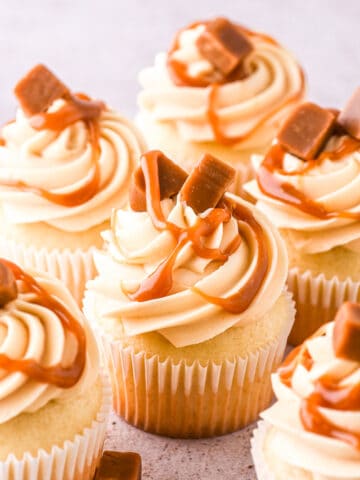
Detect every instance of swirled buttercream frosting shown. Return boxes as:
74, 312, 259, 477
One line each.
0, 259, 99, 423
261, 319, 360, 479
138, 18, 305, 149
244, 103, 360, 254
85, 151, 288, 347
0, 65, 146, 232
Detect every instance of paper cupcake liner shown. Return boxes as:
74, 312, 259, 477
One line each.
287, 267, 360, 345
96, 293, 294, 438
0, 372, 111, 480
251, 421, 276, 480
0, 236, 97, 306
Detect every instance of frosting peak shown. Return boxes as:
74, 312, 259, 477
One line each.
85, 151, 288, 347
138, 19, 305, 148
0, 66, 146, 232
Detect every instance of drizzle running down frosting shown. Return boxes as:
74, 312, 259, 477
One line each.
261, 322, 360, 479
0, 93, 146, 232
138, 19, 305, 149
85, 151, 287, 347
0, 260, 99, 423
245, 134, 360, 253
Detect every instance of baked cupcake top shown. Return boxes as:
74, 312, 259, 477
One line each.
244, 90, 360, 254
0, 64, 146, 232
261, 302, 360, 478
85, 150, 288, 347
0, 258, 99, 423
138, 17, 305, 149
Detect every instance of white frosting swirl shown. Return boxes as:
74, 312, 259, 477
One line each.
138, 22, 304, 150
85, 193, 288, 347
0, 269, 99, 423
261, 322, 360, 479
244, 140, 360, 254
0, 100, 146, 232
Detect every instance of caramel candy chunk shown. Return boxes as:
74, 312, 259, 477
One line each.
337, 87, 360, 140
333, 302, 360, 362
277, 102, 336, 160
14, 64, 69, 117
180, 153, 235, 213
94, 451, 141, 480
196, 18, 253, 75
0, 259, 18, 307
129, 150, 188, 212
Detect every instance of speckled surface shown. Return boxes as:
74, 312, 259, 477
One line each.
105, 412, 256, 480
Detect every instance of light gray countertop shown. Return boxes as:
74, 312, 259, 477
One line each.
105, 412, 256, 480
1, 2, 357, 478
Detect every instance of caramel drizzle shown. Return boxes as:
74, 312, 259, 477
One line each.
257, 137, 360, 220
207, 71, 305, 146
278, 332, 360, 450
0, 259, 86, 388
167, 21, 278, 88
128, 151, 269, 313
167, 21, 305, 145
0, 93, 106, 207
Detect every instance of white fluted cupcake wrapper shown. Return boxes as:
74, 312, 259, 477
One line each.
95, 292, 294, 438
251, 421, 275, 480
287, 267, 360, 345
0, 372, 111, 480
0, 236, 97, 306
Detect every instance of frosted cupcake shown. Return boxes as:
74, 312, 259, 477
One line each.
0, 64, 146, 304
137, 17, 305, 191
244, 91, 360, 344
0, 258, 111, 480
252, 301, 360, 480
84, 150, 295, 438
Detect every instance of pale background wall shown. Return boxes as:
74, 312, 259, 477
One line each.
0, 0, 359, 122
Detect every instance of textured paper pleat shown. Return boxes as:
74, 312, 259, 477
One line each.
0, 236, 97, 306
287, 267, 360, 345
98, 302, 293, 439
0, 373, 111, 480
251, 421, 275, 480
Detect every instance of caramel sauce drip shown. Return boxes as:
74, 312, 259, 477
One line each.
128, 151, 269, 313
278, 329, 360, 450
167, 21, 305, 145
207, 70, 305, 146
192, 198, 269, 313
0, 94, 106, 207
257, 136, 360, 220
300, 376, 360, 450
167, 21, 277, 88
0, 259, 86, 388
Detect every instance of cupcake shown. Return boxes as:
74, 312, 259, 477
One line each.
244, 91, 360, 344
84, 149, 295, 438
137, 17, 305, 191
251, 302, 360, 480
0, 258, 111, 480
0, 64, 146, 304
